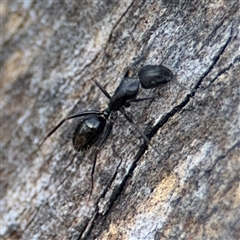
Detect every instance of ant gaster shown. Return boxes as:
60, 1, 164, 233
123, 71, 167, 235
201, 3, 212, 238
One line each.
39, 64, 174, 193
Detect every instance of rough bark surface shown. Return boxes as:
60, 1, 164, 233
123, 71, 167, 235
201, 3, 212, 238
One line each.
1, 1, 239, 240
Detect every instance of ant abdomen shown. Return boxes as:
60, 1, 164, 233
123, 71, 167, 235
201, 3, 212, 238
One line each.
138, 65, 174, 89
72, 115, 106, 151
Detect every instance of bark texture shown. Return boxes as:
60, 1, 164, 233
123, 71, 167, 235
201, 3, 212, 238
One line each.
1, 1, 239, 239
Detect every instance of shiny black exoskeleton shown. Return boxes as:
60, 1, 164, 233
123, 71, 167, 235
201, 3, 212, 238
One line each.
40, 64, 174, 192
72, 114, 106, 151
138, 65, 174, 89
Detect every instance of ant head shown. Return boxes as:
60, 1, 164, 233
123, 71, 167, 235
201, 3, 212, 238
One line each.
72, 114, 106, 152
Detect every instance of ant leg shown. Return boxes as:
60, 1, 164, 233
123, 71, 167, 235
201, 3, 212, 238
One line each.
92, 79, 111, 99
121, 108, 173, 172
120, 108, 161, 156
39, 110, 102, 148
89, 122, 113, 197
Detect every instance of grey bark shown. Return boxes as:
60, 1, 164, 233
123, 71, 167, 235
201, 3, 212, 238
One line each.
1, 0, 239, 239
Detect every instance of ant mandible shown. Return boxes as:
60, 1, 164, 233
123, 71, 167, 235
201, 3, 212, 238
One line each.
39, 64, 174, 192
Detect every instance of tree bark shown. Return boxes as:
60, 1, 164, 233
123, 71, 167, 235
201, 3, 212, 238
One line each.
1, 1, 239, 239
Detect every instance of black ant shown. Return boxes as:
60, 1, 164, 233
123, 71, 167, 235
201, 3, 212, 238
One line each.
39, 64, 176, 192
39, 28, 201, 194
